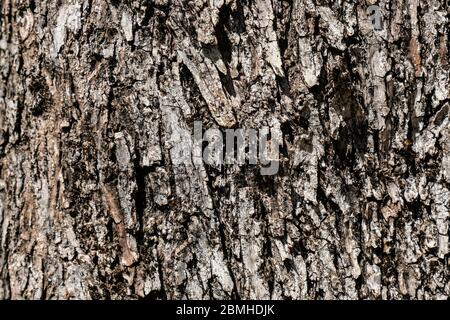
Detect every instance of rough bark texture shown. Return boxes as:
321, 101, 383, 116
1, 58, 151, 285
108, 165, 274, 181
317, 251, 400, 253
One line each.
1, 0, 449, 300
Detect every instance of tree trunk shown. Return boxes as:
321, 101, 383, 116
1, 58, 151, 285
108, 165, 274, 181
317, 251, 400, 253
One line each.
1, 0, 449, 300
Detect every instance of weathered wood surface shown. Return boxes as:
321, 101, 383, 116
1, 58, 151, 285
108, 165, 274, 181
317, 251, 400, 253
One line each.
0, 0, 449, 299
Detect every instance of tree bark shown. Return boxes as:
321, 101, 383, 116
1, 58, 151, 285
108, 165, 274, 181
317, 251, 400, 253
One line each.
0, 0, 449, 299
